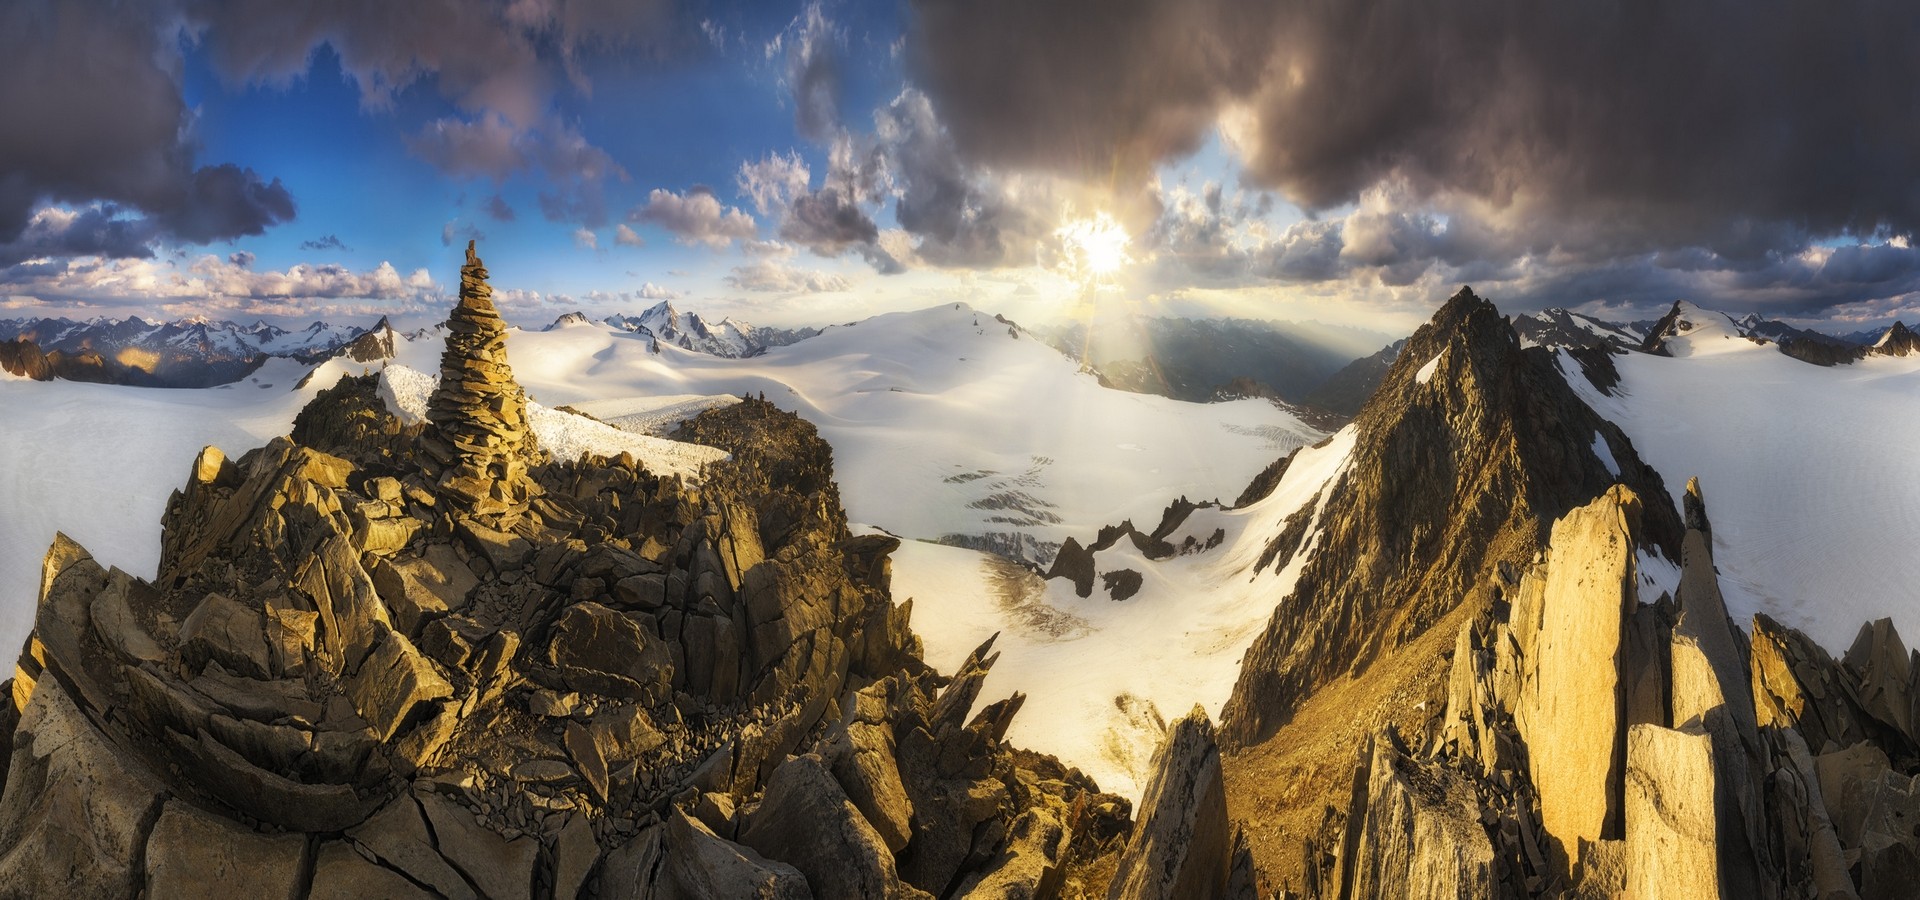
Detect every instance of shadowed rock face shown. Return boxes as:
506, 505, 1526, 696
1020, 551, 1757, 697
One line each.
1105, 707, 1238, 900
0, 249, 1158, 899
1220, 287, 1684, 750
1873, 321, 1920, 357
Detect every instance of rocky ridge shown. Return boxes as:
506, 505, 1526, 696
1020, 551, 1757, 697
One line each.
0, 246, 1247, 899
1298, 479, 1920, 899
1220, 287, 1686, 750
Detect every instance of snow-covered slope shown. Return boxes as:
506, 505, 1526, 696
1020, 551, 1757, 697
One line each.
377, 363, 726, 480
892, 428, 1355, 800
497, 303, 1321, 564
1560, 343, 1920, 651
1512, 307, 1645, 351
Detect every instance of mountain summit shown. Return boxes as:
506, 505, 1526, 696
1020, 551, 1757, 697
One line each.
1222, 287, 1684, 748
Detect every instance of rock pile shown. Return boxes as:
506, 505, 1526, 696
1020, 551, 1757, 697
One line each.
0, 250, 1233, 899
422, 240, 542, 514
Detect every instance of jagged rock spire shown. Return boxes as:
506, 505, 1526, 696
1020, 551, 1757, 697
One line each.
423, 240, 540, 513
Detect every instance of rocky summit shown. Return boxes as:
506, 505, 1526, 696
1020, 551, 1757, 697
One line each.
0, 248, 1252, 899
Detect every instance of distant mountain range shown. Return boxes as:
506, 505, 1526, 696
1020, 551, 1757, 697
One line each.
0, 301, 824, 387
1512, 302, 1918, 365
552, 301, 819, 358
0, 315, 364, 386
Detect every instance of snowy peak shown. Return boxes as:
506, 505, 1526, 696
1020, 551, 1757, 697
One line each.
1639, 301, 1871, 365
544, 311, 596, 330
1639, 300, 1751, 357
339, 316, 397, 363
1873, 321, 1920, 356
0, 314, 373, 386
1511, 307, 1644, 352
596, 300, 822, 358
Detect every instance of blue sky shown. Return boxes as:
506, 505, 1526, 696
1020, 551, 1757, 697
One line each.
4, 0, 1920, 333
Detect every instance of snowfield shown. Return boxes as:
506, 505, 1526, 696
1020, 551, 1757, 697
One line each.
1561, 331, 1920, 652
892, 428, 1357, 800
464, 302, 1321, 564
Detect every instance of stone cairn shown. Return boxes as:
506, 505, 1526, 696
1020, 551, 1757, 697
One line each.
422, 240, 541, 513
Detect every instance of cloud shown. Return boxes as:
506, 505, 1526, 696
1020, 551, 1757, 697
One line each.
725, 260, 851, 293
0, 205, 158, 267
441, 219, 486, 247
573, 227, 598, 249
631, 187, 757, 247
907, 0, 1920, 252
0, 252, 441, 316
614, 224, 644, 247
778, 2, 844, 141
743, 239, 794, 257
0, 5, 300, 253
636, 281, 678, 300
483, 193, 517, 222
874, 90, 1054, 269
738, 153, 813, 217
191, 1, 675, 229
300, 234, 350, 252
736, 148, 892, 266
408, 114, 624, 226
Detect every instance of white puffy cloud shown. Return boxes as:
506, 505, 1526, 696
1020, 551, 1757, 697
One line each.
630, 187, 758, 247
724, 260, 851, 293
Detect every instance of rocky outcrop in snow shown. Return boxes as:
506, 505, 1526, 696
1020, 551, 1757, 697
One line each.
0, 248, 1169, 898
1870, 321, 1920, 357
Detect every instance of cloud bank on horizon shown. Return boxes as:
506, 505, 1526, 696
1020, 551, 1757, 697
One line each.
3, 0, 1920, 329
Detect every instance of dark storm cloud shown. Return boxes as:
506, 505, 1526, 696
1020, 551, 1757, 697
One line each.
0, 0, 678, 268
0, 2, 297, 251
301, 234, 350, 252
780, 186, 878, 254
876, 91, 1050, 269
783, 3, 844, 142
0, 206, 159, 267
907, 0, 1920, 263
484, 194, 517, 222
188, 0, 678, 126
905, 0, 1263, 183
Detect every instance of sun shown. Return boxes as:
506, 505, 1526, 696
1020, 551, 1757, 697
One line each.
1055, 212, 1133, 281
